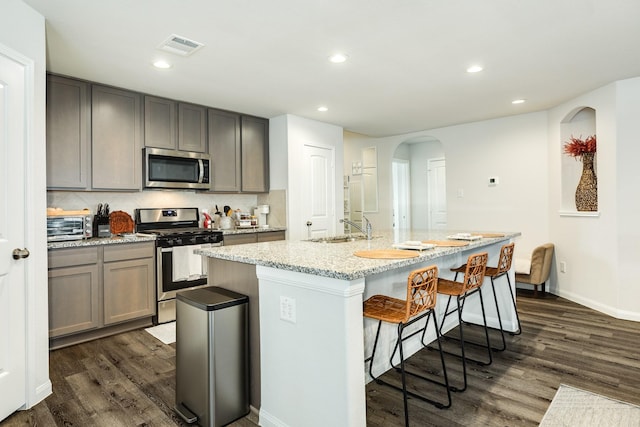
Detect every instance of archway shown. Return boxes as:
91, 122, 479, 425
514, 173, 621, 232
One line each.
392, 136, 445, 231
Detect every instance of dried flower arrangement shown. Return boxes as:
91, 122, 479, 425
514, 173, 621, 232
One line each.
563, 135, 596, 159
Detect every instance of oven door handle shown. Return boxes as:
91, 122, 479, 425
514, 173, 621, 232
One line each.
161, 247, 173, 253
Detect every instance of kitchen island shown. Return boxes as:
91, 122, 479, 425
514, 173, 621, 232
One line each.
197, 230, 520, 427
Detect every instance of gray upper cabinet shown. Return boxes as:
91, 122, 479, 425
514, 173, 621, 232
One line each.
208, 109, 241, 192
46, 75, 91, 189
91, 85, 143, 190
178, 103, 207, 153
241, 116, 269, 193
144, 96, 177, 150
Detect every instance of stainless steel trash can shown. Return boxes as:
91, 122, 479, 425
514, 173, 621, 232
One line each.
175, 286, 249, 427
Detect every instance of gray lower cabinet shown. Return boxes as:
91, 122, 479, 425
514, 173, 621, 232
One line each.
224, 231, 285, 246
48, 242, 156, 349
48, 247, 100, 338
91, 85, 143, 190
103, 243, 155, 325
257, 230, 286, 242
46, 75, 91, 189
144, 95, 177, 150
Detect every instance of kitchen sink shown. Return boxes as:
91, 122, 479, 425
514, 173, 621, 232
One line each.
309, 235, 367, 243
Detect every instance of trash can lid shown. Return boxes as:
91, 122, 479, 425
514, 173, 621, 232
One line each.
176, 286, 248, 311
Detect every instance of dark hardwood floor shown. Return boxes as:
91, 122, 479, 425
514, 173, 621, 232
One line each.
3, 290, 640, 426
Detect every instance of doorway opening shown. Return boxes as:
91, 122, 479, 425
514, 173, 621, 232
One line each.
392, 137, 446, 230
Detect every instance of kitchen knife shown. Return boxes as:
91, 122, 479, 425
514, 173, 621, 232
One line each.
104, 203, 110, 216
97, 203, 103, 216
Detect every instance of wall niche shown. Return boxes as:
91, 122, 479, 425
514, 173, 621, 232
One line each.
560, 106, 598, 215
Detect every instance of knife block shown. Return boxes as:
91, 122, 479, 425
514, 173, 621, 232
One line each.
93, 215, 111, 237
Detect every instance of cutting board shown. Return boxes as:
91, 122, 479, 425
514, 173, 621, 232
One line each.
472, 233, 505, 238
354, 249, 420, 259
422, 240, 470, 247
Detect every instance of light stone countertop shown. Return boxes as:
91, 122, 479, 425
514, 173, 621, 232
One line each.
220, 226, 287, 235
47, 234, 156, 250
47, 227, 286, 249
196, 230, 520, 280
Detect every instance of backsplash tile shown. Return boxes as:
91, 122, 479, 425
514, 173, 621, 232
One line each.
48, 189, 287, 228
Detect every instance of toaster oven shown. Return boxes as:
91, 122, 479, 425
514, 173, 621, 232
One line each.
46, 210, 93, 242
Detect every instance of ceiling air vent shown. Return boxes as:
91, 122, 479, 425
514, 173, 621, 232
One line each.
158, 34, 204, 56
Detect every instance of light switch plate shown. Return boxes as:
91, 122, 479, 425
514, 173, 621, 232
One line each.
280, 296, 296, 323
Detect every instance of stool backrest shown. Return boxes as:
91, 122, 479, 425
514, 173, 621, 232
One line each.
462, 252, 488, 292
405, 265, 439, 323
529, 243, 555, 285
496, 243, 515, 275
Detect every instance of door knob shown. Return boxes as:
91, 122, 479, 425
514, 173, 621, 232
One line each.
12, 248, 30, 260
306, 221, 312, 227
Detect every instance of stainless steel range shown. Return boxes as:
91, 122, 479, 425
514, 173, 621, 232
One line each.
135, 207, 223, 324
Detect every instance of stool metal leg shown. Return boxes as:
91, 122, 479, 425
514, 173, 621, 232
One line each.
505, 275, 522, 335
489, 276, 507, 351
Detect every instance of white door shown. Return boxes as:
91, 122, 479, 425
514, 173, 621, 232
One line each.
428, 158, 447, 229
0, 48, 28, 420
302, 144, 335, 239
392, 160, 410, 232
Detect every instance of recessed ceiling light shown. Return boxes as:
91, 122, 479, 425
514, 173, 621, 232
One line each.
329, 53, 348, 63
512, 99, 526, 104
153, 60, 172, 69
466, 65, 483, 73
317, 106, 329, 112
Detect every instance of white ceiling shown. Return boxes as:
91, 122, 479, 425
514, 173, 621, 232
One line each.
23, 0, 640, 137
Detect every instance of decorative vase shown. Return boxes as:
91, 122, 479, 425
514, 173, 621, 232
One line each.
575, 152, 597, 211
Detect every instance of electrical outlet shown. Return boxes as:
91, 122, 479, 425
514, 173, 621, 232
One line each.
560, 261, 566, 273
488, 176, 499, 186
280, 296, 296, 323
457, 188, 464, 198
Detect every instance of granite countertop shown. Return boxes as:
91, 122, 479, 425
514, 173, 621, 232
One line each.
47, 234, 156, 249
196, 230, 520, 280
47, 227, 286, 249
220, 226, 287, 235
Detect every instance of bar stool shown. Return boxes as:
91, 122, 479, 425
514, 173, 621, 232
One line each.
436, 252, 490, 392
364, 265, 451, 426
450, 242, 520, 350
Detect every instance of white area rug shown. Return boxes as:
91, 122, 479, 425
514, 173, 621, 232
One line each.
144, 321, 176, 345
540, 384, 640, 426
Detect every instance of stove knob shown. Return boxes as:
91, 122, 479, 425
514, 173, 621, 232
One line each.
175, 238, 183, 246
189, 236, 198, 244
203, 235, 211, 243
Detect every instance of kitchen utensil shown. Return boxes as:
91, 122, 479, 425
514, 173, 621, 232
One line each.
97, 203, 103, 216
353, 249, 420, 259
219, 216, 234, 230
215, 205, 222, 215
109, 210, 134, 234
104, 203, 110, 216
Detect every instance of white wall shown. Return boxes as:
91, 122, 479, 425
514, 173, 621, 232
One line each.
2, 0, 50, 408
270, 114, 344, 241
548, 78, 640, 320
614, 77, 640, 319
345, 112, 549, 261
345, 79, 640, 321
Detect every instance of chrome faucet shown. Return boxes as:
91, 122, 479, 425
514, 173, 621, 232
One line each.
340, 216, 373, 240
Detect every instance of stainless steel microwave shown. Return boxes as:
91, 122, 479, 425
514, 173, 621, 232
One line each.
144, 148, 211, 190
